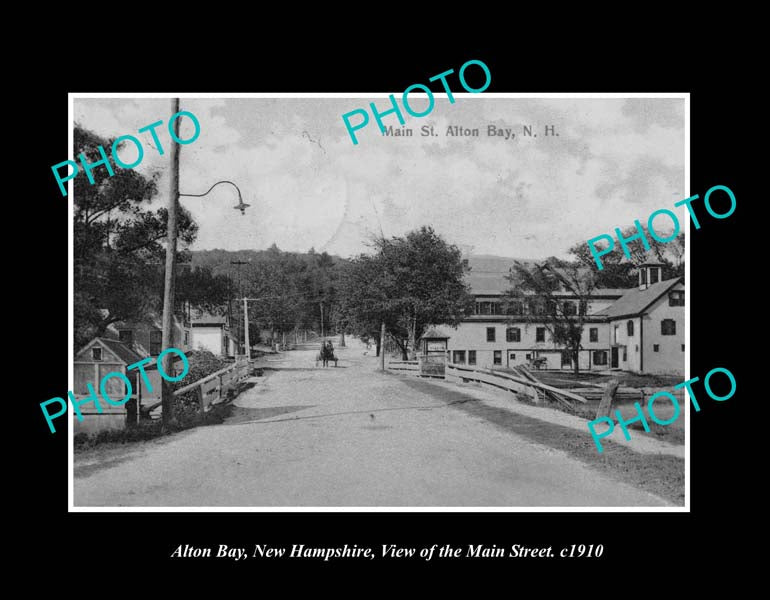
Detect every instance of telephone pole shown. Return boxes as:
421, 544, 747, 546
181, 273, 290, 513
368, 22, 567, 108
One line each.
160, 98, 180, 426
380, 322, 386, 372
231, 260, 249, 356
243, 296, 250, 359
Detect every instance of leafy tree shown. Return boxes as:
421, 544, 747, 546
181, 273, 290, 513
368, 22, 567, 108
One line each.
175, 266, 231, 314
342, 226, 474, 360
575, 224, 685, 287
73, 125, 198, 350
502, 258, 597, 376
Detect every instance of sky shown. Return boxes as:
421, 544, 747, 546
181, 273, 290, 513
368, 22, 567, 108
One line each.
73, 95, 685, 260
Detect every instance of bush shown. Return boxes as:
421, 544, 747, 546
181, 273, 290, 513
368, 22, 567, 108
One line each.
172, 349, 231, 419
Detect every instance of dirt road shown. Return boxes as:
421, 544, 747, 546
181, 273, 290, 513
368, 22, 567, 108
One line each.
74, 342, 674, 507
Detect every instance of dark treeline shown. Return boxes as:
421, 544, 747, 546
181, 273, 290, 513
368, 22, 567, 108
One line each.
192, 246, 348, 346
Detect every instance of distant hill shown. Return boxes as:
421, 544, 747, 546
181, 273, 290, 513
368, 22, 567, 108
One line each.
189, 247, 348, 276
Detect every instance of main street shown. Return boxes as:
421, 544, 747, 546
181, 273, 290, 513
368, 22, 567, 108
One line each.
74, 340, 673, 507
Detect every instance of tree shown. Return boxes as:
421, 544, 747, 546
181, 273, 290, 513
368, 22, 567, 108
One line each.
573, 224, 685, 287
73, 125, 198, 350
342, 226, 474, 360
503, 257, 597, 376
175, 266, 231, 314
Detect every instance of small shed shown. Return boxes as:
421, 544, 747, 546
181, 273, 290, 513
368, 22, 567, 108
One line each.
419, 327, 451, 377
420, 327, 450, 356
73, 338, 145, 434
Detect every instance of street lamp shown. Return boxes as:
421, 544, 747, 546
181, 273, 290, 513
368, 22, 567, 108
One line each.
180, 180, 251, 215
160, 97, 251, 426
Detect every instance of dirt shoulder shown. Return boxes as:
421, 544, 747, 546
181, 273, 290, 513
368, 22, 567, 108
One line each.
401, 377, 685, 506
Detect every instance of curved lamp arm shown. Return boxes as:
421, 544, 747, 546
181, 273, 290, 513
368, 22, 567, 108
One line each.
180, 180, 250, 214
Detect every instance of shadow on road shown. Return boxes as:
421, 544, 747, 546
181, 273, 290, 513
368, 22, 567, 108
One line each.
226, 404, 316, 424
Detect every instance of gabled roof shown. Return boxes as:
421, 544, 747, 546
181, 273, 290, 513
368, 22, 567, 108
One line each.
421, 327, 452, 339
464, 255, 626, 298
100, 338, 145, 364
76, 337, 144, 365
594, 277, 683, 319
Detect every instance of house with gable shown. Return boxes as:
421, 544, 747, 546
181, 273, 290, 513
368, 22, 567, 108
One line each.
442, 256, 684, 376
593, 262, 684, 374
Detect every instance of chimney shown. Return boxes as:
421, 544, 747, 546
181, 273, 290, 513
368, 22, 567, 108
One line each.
638, 262, 663, 290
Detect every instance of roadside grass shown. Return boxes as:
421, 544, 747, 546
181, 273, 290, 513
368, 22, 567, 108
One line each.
74, 402, 234, 452
402, 378, 685, 505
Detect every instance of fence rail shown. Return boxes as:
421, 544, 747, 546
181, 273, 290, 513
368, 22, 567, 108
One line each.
446, 364, 589, 405
173, 359, 252, 414
386, 360, 420, 373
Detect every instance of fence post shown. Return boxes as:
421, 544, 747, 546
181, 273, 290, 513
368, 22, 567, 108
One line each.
596, 379, 620, 419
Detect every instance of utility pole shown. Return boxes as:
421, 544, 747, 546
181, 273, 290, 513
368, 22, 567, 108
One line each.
380, 322, 386, 372
160, 97, 180, 427
231, 260, 249, 355
243, 296, 250, 360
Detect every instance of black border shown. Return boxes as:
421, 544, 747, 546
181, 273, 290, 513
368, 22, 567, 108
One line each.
29, 42, 743, 580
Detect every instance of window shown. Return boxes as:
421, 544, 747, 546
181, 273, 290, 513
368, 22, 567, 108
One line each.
493, 350, 502, 365
506, 327, 521, 342
486, 327, 496, 342
468, 350, 476, 365
476, 301, 499, 315
589, 327, 598, 343
561, 350, 571, 367
640, 269, 647, 285
509, 353, 516, 361
653, 344, 660, 352
579, 301, 588, 316
118, 329, 134, 346
525, 353, 532, 360
529, 300, 545, 315
506, 301, 523, 315
453, 350, 466, 364
669, 291, 685, 306
536, 327, 545, 342
91, 347, 102, 361
184, 331, 190, 346
593, 350, 607, 365
563, 301, 576, 316
650, 268, 660, 284
150, 330, 162, 355
627, 320, 634, 337
661, 319, 676, 335
622, 347, 627, 361
681, 344, 685, 352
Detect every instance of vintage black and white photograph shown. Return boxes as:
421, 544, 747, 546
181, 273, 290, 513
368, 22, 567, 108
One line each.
70, 94, 687, 508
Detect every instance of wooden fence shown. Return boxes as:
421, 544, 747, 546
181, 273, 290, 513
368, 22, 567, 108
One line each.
446, 364, 589, 407
386, 360, 420, 374
172, 359, 253, 414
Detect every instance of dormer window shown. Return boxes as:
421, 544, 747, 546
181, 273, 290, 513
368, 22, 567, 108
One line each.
92, 347, 102, 361
669, 291, 685, 306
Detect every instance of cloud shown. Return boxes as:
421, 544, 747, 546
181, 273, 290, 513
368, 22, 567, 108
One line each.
73, 96, 685, 260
